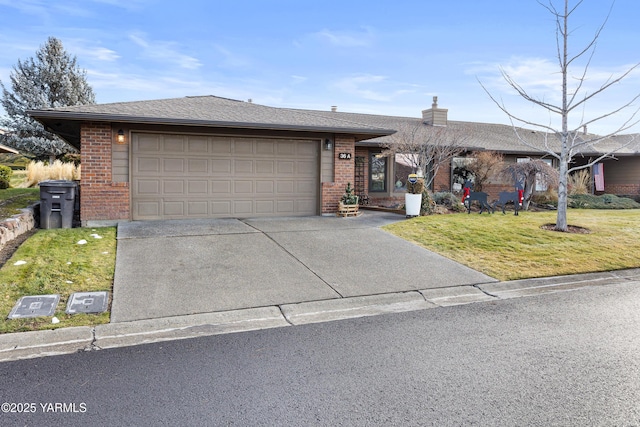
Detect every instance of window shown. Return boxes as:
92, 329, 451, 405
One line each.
393, 154, 416, 192
451, 157, 475, 192
369, 154, 387, 192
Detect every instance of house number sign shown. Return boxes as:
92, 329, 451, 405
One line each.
338, 153, 352, 160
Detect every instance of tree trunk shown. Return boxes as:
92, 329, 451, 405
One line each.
556, 154, 569, 231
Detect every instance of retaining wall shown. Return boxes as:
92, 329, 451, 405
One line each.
0, 202, 39, 251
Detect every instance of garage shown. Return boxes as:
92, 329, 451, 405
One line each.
131, 132, 319, 220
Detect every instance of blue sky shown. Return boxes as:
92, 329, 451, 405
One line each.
1, 0, 639, 134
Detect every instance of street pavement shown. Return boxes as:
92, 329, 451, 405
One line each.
1, 211, 639, 362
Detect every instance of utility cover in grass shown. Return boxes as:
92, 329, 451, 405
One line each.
8, 295, 60, 319
66, 291, 109, 314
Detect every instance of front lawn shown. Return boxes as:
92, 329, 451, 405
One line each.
383, 210, 640, 281
0, 227, 115, 334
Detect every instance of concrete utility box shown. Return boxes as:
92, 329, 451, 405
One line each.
40, 180, 77, 229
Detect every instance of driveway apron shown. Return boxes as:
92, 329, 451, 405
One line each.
111, 212, 496, 322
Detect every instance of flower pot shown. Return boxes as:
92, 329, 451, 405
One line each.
405, 193, 422, 217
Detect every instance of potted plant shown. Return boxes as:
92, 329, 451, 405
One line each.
337, 182, 360, 217
405, 175, 424, 217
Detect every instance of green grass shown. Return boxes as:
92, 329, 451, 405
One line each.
0, 188, 40, 219
0, 227, 116, 333
383, 210, 640, 281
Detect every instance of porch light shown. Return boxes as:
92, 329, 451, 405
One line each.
116, 129, 126, 144
324, 138, 333, 151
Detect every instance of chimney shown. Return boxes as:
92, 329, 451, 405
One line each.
331, 106, 337, 112
422, 96, 448, 126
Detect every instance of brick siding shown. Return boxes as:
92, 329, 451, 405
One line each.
321, 136, 356, 213
80, 122, 130, 223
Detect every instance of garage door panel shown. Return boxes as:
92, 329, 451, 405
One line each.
277, 200, 294, 213
187, 180, 208, 194
256, 180, 275, 194
211, 201, 232, 215
188, 201, 208, 215
136, 180, 160, 195
234, 141, 253, 155
212, 159, 231, 173
137, 158, 160, 173
297, 160, 315, 173
277, 181, 295, 194
163, 180, 184, 194
132, 134, 318, 220
234, 200, 253, 214
164, 137, 185, 152
234, 181, 253, 193
137, 135, 160, 152
163, 201, 184, 216
255, 200, 275, 214
211, 180, 231, 193
188, 159, 208, 173
212, 140, 232, 154
137, 201, 161, 218
277, 161, 294, 174
188, 137, 208, 152
298, 143, 317, 156
256, 160, 274, 174
256, 141, 275, 155
278, 142, 296, 155
163, 158, 185, 173
235, 160, 253, 173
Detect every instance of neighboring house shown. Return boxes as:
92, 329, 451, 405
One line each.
0, 129, 20, 154
28, 95, 640, 225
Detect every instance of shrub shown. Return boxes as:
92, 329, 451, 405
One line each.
24, 160, 80, 188
568, 194, 640, 209
433, 191, 459, 207
568, 170, 590, 195
531, 189, 558, 206
420, 190, 435, 215
0, 178, 9, 189
0, 165, 13, 184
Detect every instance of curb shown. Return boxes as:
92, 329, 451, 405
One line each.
1, 269, 639, 363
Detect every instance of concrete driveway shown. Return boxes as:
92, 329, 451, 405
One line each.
111, 211, 496, 323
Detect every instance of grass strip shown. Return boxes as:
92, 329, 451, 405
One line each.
0, 227, 116, 333
383, 210, 640, 281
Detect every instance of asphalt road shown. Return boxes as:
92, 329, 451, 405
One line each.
1, 281, 639, 426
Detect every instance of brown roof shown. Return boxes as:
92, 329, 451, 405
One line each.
27, 96, 395, 149
28, 95, 640, 156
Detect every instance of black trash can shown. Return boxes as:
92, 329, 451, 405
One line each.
40, 180, 77, 229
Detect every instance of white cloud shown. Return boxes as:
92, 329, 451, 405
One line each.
128, 32, 202, 70
332, 74, 421, 103
212, 44, 251, 68
312, 27, 375, 48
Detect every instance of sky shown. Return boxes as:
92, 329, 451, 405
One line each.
1, 0, 639, 134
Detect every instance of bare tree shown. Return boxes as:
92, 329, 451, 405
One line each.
381, 121, 466, 190
480, 0, 640, 231
463, 151, 504, 192
499, 158, 559, 210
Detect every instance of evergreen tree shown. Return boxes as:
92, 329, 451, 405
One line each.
0, 37, 95, 160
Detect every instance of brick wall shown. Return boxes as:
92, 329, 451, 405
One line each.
80, 122, 130, 224
321, 136, 356, 213
433, 162, 451, 192
602, 183, 640, 196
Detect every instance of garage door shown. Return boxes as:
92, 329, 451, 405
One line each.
131, 133, 319, 220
